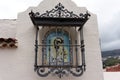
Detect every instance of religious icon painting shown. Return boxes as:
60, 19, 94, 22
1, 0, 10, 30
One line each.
45, 29, 71, 65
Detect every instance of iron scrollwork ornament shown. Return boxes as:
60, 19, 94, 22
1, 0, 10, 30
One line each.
36, 66, 84, 78
39, 3, 79, 18
29, 3, 90, 19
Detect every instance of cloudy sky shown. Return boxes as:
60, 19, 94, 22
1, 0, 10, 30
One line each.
0, 0, 120, 51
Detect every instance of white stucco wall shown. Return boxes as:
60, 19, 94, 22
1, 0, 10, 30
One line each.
0, 19, 16, 38
0, 0, 103, 80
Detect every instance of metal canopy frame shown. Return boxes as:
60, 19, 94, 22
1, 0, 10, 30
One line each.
29, 3, 90, 78
29, 3, 90, 27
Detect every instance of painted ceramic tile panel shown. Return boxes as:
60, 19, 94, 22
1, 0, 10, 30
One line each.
45, 29, 70, 65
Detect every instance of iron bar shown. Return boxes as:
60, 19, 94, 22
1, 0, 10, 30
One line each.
75, 27, 78, 67
49, 40, 51, 66
42, 40, 44, 65
75, 40, 78, 66
37, 65, 79, 68
80, 27, 86, 71
69, 39, 72, 65
71, 45, 74, 66
38, 44, 81, 46
56, 27, 58, 66
42, 27, 44, 65
69, 28, 73, 65
62, 27, 64, 66
62, 47, 64, 65
35, 27, 39, 71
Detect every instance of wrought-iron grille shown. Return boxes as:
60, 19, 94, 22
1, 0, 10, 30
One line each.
29, 3, 90, 78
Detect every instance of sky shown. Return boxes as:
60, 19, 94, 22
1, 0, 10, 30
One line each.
0, 0, 120, 51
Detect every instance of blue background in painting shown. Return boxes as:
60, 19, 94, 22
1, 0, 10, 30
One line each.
46, 30, 70, 65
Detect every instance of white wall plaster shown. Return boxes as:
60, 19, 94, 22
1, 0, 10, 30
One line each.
0, 0, 103, 80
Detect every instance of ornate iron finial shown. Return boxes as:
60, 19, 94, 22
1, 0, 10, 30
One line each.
29, 10, 35, 17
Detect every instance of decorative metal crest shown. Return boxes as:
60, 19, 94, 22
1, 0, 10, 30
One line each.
29, 3, 90, 19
